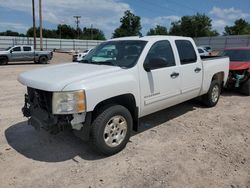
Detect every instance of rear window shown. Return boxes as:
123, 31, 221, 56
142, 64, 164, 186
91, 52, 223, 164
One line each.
175, 40, 197, 64
23, 46, 32, 51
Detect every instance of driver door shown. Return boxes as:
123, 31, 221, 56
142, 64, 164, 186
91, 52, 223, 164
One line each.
139, 40, 181, 117
10, 46, 23, 61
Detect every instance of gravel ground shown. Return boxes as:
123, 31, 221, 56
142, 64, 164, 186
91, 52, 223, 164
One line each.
0, 53, 249, 188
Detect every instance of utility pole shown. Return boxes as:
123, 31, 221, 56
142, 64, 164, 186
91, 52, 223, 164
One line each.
91, 24, 93, 40
32, 0, 36, 49
39, 0, 43, 50
59, 20, 64, 49
74, 16, 81, 39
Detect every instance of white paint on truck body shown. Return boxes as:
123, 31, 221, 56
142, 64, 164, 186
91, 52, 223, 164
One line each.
18, 36, 229, 118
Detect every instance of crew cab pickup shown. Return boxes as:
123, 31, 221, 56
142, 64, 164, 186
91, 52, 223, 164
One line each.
18, 36, 229, 155
0, 45, 53, 65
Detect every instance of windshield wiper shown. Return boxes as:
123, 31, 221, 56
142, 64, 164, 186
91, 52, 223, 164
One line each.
81, 60, 126, 68
80, 59, 92, 64
92, 61, 115, 66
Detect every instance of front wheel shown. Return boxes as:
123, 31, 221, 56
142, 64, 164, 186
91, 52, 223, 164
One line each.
91, 105, 132, 155
202, 80, 221, 107
39, 56, 48, 64
0, 57, 8, 65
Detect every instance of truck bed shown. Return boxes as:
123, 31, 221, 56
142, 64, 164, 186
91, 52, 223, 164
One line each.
200, 56, 229, 95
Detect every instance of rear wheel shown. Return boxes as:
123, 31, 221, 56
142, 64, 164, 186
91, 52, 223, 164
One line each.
0, 57, 8, 65
39, 56, 48, 64
91, 105, 132, 155
202, 80, 221, 107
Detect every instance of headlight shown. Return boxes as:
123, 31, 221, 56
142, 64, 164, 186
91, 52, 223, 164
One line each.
52, 90, 86, 114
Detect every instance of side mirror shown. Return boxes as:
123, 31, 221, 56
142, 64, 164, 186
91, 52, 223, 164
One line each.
143, 62, 151, 72
10, 50, 13, 53
144, 57, 168, 72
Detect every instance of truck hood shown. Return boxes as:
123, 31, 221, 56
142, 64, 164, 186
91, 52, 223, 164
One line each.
229, 61, 250, 72
18, 63, 121, 91
0, 51, 9, 54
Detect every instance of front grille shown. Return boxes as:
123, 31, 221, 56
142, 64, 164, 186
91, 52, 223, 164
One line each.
27, 87, 52, 113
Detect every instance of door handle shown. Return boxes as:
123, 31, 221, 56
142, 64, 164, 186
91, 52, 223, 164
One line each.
170, 72, 179, 78
194, 67, 201, 73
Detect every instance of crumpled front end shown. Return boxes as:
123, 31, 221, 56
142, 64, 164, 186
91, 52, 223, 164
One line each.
227, 62, 250, 88
22, 87, 73, 134
227, 69, 249, 88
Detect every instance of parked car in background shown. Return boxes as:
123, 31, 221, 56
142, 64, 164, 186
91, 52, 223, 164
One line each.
222, 47, 250, 95
0, 45, 53, 65
72, 48, 94, 62
18, 36, 229, 155
198, 45, 212, 52
197, 47, 211, 56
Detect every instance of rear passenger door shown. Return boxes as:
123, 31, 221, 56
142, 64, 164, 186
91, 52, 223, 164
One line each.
22, 46, 34, 61
175, 40, 202, 98
139, 40, 181, 116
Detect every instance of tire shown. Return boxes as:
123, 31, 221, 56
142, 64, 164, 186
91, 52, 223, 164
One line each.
0, 56, 8, 65
39, 56, 48, 64
202, 80, 221, 107
240, 79, 250, 96
90, 105, 132, 155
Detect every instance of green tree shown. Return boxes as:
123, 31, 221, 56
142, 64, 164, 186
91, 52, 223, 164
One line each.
26, 25, 106, 40
224, 19, 250, 35
169, 13, 219, 37
147, 25, 168, 36
57, 24, 77, 39
0, 30, 24, 36
81, 27, 106, 40
113, 10, 142, 38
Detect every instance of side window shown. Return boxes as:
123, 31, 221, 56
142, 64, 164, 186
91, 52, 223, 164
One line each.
23, 46, 31, 51
175, 40, 197, 64
145, 40, 176, 69
12, 47, 21, 52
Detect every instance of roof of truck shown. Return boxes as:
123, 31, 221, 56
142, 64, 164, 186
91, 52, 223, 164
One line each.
109, 35, 192, 42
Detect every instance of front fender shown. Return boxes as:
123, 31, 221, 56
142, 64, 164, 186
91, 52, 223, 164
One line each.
62, 68, 140, 112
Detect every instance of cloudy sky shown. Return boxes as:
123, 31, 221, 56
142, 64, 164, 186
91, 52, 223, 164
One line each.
0, 0, 249, 38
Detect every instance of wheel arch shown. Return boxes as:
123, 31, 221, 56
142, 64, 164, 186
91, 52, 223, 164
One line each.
0, 55, 9, 61
211, 71, 225, 86
91, 93, 139, 131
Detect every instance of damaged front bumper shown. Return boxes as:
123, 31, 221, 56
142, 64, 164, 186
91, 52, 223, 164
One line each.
22, 88, 91, 137
227, 69, 250, 88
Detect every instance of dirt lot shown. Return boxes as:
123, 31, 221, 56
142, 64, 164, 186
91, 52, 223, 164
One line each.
0, 53, 249, 188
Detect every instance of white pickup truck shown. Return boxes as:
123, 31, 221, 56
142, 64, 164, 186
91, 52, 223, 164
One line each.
18, 36, 229, 155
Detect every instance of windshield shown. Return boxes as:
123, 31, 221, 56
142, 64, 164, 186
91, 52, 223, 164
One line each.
5, 47, 12, 51
81, 40, 147, 68
223, 50, 250, 62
